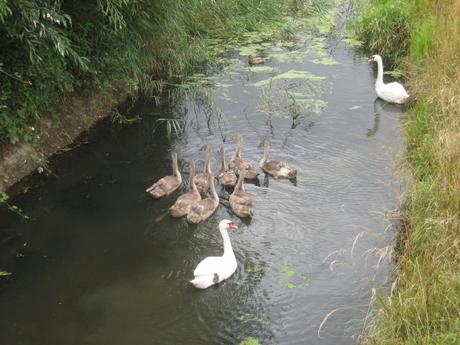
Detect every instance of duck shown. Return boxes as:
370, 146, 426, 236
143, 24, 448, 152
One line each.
218, 147, 237, 187
229, 170, 253, 218
248, 55, 265, 65
187, 170, 219, 224
146, 151, 182, 198
195, 144, 212, 194
368, 54, 409, 104
259, 139, 297, 179
228, 133, 259, 180
169, 160, 201, 217
190, 219, 238, 289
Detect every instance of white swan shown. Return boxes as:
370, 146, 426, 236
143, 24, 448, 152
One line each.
368, 54, 409, 104
190, 219, 238, 289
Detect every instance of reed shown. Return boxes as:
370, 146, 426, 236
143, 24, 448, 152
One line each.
0, 0, 296, 145
354, 0, 460, 344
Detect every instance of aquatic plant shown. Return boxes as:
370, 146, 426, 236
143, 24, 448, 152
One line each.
0, 192, 28, 219
153, 119, 183, 140
239, 337, 262, 345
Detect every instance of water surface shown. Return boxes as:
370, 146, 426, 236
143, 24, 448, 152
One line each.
0, 10, 405, 345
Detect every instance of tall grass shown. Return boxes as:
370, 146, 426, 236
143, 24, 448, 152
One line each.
0, 0, 296, 145
355, 1, 460, 344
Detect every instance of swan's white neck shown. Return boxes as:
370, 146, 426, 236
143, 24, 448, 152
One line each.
219, 226, 234, 257
375, 57, 384, 87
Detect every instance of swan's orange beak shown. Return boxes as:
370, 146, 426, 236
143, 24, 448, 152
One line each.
368, 57, 374, 63
228, 222, 238, 230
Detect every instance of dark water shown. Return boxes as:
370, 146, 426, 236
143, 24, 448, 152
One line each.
0, 11, 406, 345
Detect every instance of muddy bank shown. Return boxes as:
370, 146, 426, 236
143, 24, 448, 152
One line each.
0, 85, 131, 192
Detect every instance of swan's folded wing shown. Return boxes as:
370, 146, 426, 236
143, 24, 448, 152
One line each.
193, 256, 225, 276
382, 82, 409, 99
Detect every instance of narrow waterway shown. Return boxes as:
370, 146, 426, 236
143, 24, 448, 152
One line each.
0, 7, 406, 345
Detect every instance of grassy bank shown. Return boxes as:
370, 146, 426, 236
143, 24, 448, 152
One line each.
354, 0, 460, 344
0, 0, 316, 145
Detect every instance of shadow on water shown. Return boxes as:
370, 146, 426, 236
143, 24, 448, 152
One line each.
0, 7, 407, 345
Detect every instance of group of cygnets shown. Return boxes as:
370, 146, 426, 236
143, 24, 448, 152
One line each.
145, 54, 409, 289
145, 133, 297, 224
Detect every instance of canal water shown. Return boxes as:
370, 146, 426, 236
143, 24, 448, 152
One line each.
0, 6, 406, 345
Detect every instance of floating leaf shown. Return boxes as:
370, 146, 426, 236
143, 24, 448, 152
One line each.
252, 70, 325, 87
342, 38, 363, 47
0, 270, 12, 277
311, 57, 340, 65
350, 105, 361, 110
240, 337, 262, 345
246, 66, 278, 73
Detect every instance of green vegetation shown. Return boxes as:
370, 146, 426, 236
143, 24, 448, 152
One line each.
239, 337, 262, 345
0, 191, 28, 219
0, 0, 319, 145
354, 1, 460, 344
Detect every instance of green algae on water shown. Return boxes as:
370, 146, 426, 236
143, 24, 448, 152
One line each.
275, 260, 310, 289
252, 70, 326, 88
0, 270, 12, 277
240, 337, 262, 345
311, 57, 340, 65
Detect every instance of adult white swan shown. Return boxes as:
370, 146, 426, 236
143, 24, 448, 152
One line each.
368, 54, 409, 104
190, 220, 238, 289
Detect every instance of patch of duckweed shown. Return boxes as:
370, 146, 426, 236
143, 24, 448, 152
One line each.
215, 83, 233, 88
222, 58, 247, 74
238, 44, 267, 57
246, 66, 279, 73
278, 261, 297, 276
342, 37, 363, 48
239, 337, 262, 345
252, 70, 326, 88
275, 261, 310, 289
269, 50, 311, 63
0, 270, 12, 277
311, 57, 340, 65
296, 99, 328, 115
304, 6, 338, 36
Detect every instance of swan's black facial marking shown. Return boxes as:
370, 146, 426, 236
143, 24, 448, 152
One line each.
213, 273, 219, 283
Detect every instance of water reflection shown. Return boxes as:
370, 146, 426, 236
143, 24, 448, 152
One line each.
0, 17, 406, 345
366, 98, 382, 136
